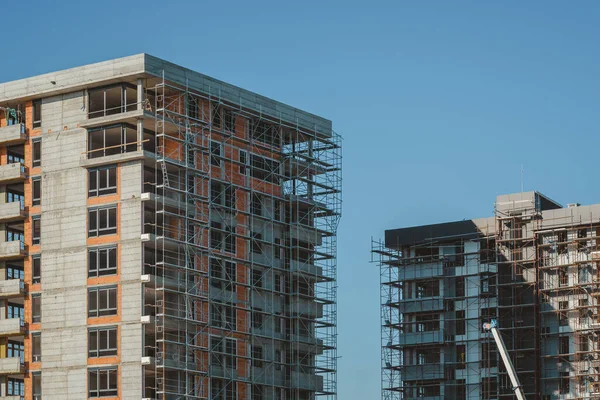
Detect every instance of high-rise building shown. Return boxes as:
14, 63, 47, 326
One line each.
0, 54, 341, 399
373, 191, 600, 400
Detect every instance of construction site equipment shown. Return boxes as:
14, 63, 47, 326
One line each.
483, 320, 526, 400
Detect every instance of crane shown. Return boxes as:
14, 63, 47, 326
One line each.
482, 319, 526, 400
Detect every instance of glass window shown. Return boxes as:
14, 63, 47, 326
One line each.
7, 377, 24, 397
88, 165, 117, 197
210, 141, 221, 166
7, 340, 24, 362
32, 139, 41, 167
7, 265, 24, 280
32, 255, 41, 284
32, 372, 41, 399
32, 217, 41, 245
209, 259, 236, 291
88, 368, 118, 397
88, 326, 117, 357
88, 84, 138, 119
88, 286, 118, 317
32, 177, 41, 206
88, 246, 117, 277
88, 206, 117, 237
7, 188, 24, 210
32, 100, 42, 129
87, 124, 139, 158
32, 294, 41, 323
8, 302, 24, 322
32, 333, 41, 362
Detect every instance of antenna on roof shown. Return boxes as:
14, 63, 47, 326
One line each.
520, 164, 524, 192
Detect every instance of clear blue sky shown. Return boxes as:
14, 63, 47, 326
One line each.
4, 1, 600, 398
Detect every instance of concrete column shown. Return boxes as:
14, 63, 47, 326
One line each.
137, 78, 144, 148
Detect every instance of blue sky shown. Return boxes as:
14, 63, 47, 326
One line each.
4, 1, 600, 398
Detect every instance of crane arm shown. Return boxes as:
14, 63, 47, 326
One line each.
482, 319, 526, 400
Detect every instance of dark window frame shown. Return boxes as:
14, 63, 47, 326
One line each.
88, 165, 117, 197
88, 367, 118, 398
32, 177, 41, 206
88, 206, 117, 237
32, 294, 41, 323
88, 246, 118, 277
32, 255, 41, 284
88, 326, 118, 358
32, 216, 41, 245
32, 139, 41, 167
32, 100, 42, 129
88, 286, 118, 318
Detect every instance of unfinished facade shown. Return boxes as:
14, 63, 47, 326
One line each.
373, 191, 600, 400
0, 54, 341, 399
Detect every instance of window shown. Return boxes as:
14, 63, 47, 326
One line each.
88, 84, 138, 118
559, 371, 570, 395
252, 345, 263, 368
210, 181, 235, 208
225, 225, 236, 254
8, 302, 24, 322
252, 309, 263, 330
252, 269, 263, 288
456, 310, 466, 335
6, 225, 24, 248
8, 340, 24, 362
7, 265, 23, 280
210, 336, 236, 369
88, 326, 117, 357
32, 217, 41, 245
187, 95, 198, 120
559, 336, 570, 355
88, 286, 118, 317
416, 280, 439, 298
7, 146, 24, 164
239, 150, 248, 174
224, 109, 235, 132
211, 141, 222, 167
559, 268, 568, 287
32, 255, 41, 284
32, 177, 41, 206
7, 188, 24, 210
559, 301, 569, 326
251, 194, 262, 216
211, 378, 236, 400
88, 246, 117, 277
210, 258, 236, 291
88, 124, 137, 158
210, 221, 223, 250
457, 344, 466, 369
32, 294, 41, 323
417, 349, 439, 364
250, 154, 279, 183
32, 372, 41, 400
481, 341, 497, 368
32, 333, 41, 362
88, 368, 118, 397
88, 206, 117, 237
252, 232, 263, 254
455, 277, 465, 297
88, 166, 117, 197
249, 120, 280, 147
7, 377, 24, 397
211, 302, 236, 330
211, 103, 222, 129
32, 139, 41, 168
32, 100, 42, 129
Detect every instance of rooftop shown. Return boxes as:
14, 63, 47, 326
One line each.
0, 53, 332, 137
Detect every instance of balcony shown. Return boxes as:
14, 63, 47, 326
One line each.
394, 330, 445, 347
0, 164, 26, 185
0, 202, 25, 223
391, 297, 444, 313
0, 280, 24, 298
289, 371, 323, 391
0, 124, 26, 146
290, 260, 324, 279
401, 364, 444, 381
289, 225, 323, 246
0, 318, 24, 337
0, 396, 22, 400
288, 297, 324, 318
0, 242, 25, 260
0, 357, 23, 374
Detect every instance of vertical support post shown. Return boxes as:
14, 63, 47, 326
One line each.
137, 79, 144, 148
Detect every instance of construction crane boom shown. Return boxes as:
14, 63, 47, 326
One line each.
482, 319, 526, 400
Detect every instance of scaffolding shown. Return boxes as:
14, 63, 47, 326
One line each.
144, 70, 341, 400
374, 195, 600, 400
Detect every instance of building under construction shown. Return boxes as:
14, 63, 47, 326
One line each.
0, 54, 341, 399
373, 191, 600, 400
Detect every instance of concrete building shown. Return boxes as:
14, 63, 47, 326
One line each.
0, 54, 341, 399
373, 191, 600, 400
